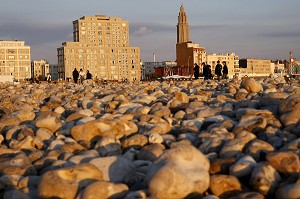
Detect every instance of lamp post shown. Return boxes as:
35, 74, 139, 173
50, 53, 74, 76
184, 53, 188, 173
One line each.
251, 60, 253, 77
290, 51, 294, 75
188, 56, 190, 77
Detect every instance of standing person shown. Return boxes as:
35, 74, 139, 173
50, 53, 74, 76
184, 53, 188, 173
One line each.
72, 68, 79, 83
193, 63, 200, 79
202, 62, 208, 80
79, 68, 85, 83
222, 61, 228, 79
207, 65, 213, 79
215, 60, 222, 81
86, 70, 92, 79
46, 73, 51, 83
34, 75, 39, 83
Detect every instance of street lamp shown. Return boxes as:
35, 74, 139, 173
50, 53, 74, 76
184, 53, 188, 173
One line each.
188, 56, 190, 77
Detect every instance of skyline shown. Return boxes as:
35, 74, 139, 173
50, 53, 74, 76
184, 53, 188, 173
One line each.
1, 0, 300, 64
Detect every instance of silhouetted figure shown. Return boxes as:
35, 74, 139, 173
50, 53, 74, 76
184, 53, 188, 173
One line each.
73, 68, 79, 83
202, 62, 208, 80
207, 65, 213, 79
215, 60, 222, 81
193, 63, 200, 79
86, 70, 92, 79
222, 61, 228, 79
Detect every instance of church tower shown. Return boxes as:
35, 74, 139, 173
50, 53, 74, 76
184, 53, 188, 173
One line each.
177, 3, 190, 43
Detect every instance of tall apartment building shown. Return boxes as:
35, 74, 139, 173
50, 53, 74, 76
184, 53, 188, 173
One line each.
31, 59, 50, 79
57, 15, 141, 82
0, 40, 31, 81
238, 58, 272, 77
176, 4, 206, 76
206, 53, 239, 78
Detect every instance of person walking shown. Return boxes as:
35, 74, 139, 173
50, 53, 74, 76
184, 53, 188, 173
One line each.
215, 60, 222, 81
86, 70, 92, 79
222, 61, 228, 79
72, 68, 79, 83
193, 63, 200, 79
79, 68, 85, 83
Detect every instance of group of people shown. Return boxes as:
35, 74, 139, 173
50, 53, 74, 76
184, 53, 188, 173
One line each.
72, 68, 92, 83
193, 60, 228, 81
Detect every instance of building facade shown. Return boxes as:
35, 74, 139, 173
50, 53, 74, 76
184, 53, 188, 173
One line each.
206, 53, 239, 78
31, 59, 50, 79
49, 64, 59, 80
238, 58, 272, 77
57, 15, 141, 82
176, 42, 206, 76
0, 40, 31, 81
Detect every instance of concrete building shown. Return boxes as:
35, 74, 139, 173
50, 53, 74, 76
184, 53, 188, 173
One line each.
49, 64, 59, 80
57, 15, 141, 82
238, 58, 272, 77
31, 59, 50, 79
293, 60, 300, 74
206, 53, 239, 78
271, 61, 285, 76
0, 40, 31, 81
176, 4, 206, 76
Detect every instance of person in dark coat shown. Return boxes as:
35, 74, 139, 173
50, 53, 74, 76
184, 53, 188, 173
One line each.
222, 61, 228, 79
202, 62, 208, 80
215, 60, 222, 81
86, 70, 92, 79
72, 68, 79, 83
193, 63, 200, 79
207, 65, 213, 79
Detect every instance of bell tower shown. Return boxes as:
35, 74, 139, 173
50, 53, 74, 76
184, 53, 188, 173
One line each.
177, 3, 190, 43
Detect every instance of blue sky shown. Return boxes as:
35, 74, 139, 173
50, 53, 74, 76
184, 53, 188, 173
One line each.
1, 0, 300, 64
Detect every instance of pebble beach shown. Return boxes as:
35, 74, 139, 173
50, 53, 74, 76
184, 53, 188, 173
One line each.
0, 76, 299, 199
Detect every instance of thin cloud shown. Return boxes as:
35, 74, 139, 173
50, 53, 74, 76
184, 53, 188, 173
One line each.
130, 22, 175, 36
134, 26, 152, 35
259, 30, 300, 38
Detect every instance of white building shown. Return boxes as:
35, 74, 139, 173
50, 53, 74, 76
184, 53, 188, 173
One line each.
0, 40, 31, 81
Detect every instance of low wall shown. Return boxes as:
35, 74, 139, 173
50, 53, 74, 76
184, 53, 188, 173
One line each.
0, 75, 14, 83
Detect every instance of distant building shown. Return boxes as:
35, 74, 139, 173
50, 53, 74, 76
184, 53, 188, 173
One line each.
176, 4, 206, 76
49, 64, 59, 80
142, 61, 177, 79
206, 53, 239, 78
0, 40, 31, 81
238, 58, 272, 77
294, 60, 300, 74
57, 15, 141, 82
271, 61, 285, 76
31, 59, 49, 79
